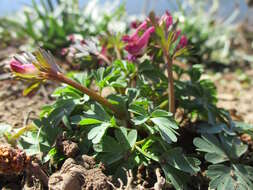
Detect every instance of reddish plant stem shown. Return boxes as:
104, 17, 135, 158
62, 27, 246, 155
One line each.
163, 52, 175, 114
49, 72, 124, 118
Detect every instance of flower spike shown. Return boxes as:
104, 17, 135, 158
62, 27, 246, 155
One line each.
10, 49, 60, 96
123, 19, 155, 60
11, 49, 60, 80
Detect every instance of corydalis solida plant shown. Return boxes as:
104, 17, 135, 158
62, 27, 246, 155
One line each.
123, 11, 188, 114
10, 49, 123, 118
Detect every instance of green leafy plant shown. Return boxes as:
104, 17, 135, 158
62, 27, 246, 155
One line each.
8, 0, 126, 55
174, 0, 250, 66
8, 10, 253, 189
194, 134, 253, 189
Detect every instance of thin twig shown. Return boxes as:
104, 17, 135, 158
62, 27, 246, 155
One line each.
125, 169, 134, 190
154, 168, 165, 190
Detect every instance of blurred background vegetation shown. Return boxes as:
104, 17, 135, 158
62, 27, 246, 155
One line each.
0, 0, 252, 66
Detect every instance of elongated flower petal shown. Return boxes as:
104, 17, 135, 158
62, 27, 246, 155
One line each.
122, 20, 148, 43
159, 11, 173, 29
125, 27, 155, 55
124, 26, 155, 59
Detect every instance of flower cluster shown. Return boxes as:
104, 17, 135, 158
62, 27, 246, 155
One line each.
123, 11, 188, 60
122, 20, 155, 60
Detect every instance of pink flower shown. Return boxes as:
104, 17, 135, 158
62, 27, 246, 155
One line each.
123, 20, 155, 60
122, 20, 148, 43
61, 48, 68, 56
159, 11, 173, 29
124, 27, 155, 59
10, 59, 38, 75
130, 21, 139, 29
67, 34, 75, 43
177, 35, 188, 49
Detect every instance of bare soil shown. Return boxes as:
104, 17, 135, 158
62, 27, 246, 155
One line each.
211, 69, 253, 124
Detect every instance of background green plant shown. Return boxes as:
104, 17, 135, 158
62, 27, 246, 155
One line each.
3, 0, 126, 55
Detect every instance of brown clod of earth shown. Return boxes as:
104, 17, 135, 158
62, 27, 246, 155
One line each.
57, 138, 79, 158
0, 144, 30, 175
48, 155, 110, 190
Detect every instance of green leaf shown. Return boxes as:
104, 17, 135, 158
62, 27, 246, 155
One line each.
93, 136, 124, 165
161, 164, 190, 190
234, 122, 253, 133
114, 128, 137, 150
193, 134, 248, 164
206, 164, 253, 190
188, 64, 203, 82
128, 104, 148, 116
131, 115, 149, 125
115, 127, 130, 150
164, 148, 200, 174
127, 129, 137, 148
193, 134, 228, 164
91, 103, 111, 121
88, 122, 110, 144
18, 118, 62, 162
52, 86, 83, 99
126, 88, 140, 103
0, 123, 12, 137
47, 99, 78, 127
151, 117, 178, 143
151, 109, 173, 118
79, 118, 103, 125
196, 123, 226, 134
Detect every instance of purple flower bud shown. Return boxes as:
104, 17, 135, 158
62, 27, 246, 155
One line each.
122, 20, 148, 43
130, 21, 139, 29
124, 26, 155, 58
10, 59, 38, 75
159, 11, 173, 29
177, 35, 188, 49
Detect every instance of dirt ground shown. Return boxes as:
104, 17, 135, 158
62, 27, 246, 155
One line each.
0, 80, 55, 128
211, 68, 253, 124
0, 48, 55, 128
